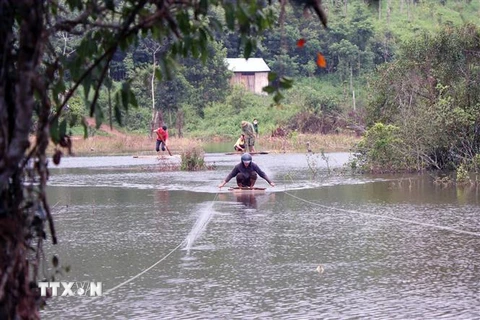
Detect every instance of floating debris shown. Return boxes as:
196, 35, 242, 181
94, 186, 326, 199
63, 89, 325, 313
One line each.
316, 264, 324, 274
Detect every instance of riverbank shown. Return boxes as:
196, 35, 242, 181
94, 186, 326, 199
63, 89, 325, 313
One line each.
61, 132, 360, 156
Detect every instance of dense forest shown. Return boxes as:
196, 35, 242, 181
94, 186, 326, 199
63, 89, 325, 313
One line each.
58, 0, 480, 173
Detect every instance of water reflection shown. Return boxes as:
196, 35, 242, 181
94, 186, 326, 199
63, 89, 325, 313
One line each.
233, 193, 258, 208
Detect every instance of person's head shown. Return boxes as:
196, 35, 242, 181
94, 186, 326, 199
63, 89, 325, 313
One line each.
162, 125, 167, 130
241, 121, 248, 127
253, 118, 257, 123
240, 134, 245, 138
241, 153, 252, 166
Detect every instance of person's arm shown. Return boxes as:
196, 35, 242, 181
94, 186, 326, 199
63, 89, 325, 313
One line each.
249, 123, 255, 136
252, 163, 275, 186
163, 132, 168, 145
218, 166, 239, 188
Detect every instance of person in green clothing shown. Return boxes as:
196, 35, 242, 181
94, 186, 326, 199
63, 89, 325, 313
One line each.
241, 120, 256, 153
253, 118, 259, 138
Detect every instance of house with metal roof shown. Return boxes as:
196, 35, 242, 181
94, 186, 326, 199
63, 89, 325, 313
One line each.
225, 58, 270, 95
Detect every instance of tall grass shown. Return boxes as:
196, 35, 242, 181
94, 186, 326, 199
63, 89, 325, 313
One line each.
45, 131, 359, 159
180, 147, 206, 171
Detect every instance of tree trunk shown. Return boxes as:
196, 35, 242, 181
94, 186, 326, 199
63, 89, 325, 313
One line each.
0, 1, 49, 319
150, 45, 162, 138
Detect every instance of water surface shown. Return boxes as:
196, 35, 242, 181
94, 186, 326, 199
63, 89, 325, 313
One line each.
41, 152, 480, 319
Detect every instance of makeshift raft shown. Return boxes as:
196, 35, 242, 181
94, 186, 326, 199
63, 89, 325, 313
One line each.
228, 187, 266, 193
225, 151, 269, 155
132, 155, 180, 159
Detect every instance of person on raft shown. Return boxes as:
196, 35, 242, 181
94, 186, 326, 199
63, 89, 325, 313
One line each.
153, 125, 169, 153
234, 134, 246, 152
218, 153, 275, 188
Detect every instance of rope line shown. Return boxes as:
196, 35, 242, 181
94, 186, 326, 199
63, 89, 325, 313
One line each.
68, 239, 185, 312
71, 191, 220, 310
283, 191, 480, 237
103, 239, 186, 296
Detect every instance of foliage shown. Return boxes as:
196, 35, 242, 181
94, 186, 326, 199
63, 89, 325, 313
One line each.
456, 164, 470, 184
185, 86, 303, 138
353, 123, 406, 173
62, 94, 87, 129
180, 147, 206, 171
360, 24, 480, 172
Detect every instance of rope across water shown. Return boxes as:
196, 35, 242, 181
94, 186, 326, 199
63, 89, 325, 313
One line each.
283, 190, 480, 237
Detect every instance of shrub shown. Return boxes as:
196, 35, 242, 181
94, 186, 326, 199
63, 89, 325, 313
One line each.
181, 147, 206, 171
353, 122, 405, 172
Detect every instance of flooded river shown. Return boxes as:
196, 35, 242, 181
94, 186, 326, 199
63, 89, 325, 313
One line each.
41, 152, 480, 319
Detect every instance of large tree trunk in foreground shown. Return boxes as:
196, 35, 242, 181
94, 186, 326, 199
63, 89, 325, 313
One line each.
0, 1, 50, 318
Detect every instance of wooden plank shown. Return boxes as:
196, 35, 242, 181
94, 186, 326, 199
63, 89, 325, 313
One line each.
228, 187, 266, 193
133, 155, 179, 159
225, 151, 269, 155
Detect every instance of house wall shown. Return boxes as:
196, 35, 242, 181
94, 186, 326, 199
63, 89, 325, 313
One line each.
254, 72, 269, 95
230, 72, 269, 95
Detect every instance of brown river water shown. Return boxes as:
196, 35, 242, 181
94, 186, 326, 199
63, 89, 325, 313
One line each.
40, 151, 480, 319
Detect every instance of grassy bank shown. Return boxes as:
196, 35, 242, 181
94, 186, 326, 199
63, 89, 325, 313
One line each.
53, 132, 359, 156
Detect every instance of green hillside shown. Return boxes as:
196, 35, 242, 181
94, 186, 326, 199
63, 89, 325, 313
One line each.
60, 1, 479, 151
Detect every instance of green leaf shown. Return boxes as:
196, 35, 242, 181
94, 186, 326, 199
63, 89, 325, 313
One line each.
262, 85, 276, 94
155, 68, 163, 82
66, 0, 83, 11
268, 72, 278, 82
94, 102, 103, 129
52, 81, 67, 110
273, 92, 284, 104
121, 82, 130, 111
199, 0, 209, 15
225, 4, 235, 30
50, 117, 60, 144
279, 76, 294, 89
129, 88, 138, 108
177, 12, 190, 33
114, 103, 123, 126
244, 40, 253, 59
104, 0, 114, 10
81, 117, 88, 139
59, 119, 67, 138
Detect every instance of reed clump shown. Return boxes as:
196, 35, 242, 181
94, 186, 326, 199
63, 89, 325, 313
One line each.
180, 146, 206, 171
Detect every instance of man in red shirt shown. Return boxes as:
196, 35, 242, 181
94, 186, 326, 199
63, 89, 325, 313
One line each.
153, 125, 169, 152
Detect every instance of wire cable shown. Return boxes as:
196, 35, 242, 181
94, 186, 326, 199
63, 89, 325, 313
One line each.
70, 190, 220, 311
283, 190, 480, 237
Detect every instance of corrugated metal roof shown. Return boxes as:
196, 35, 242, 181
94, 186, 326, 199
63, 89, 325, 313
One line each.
225, 58, 271, 72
